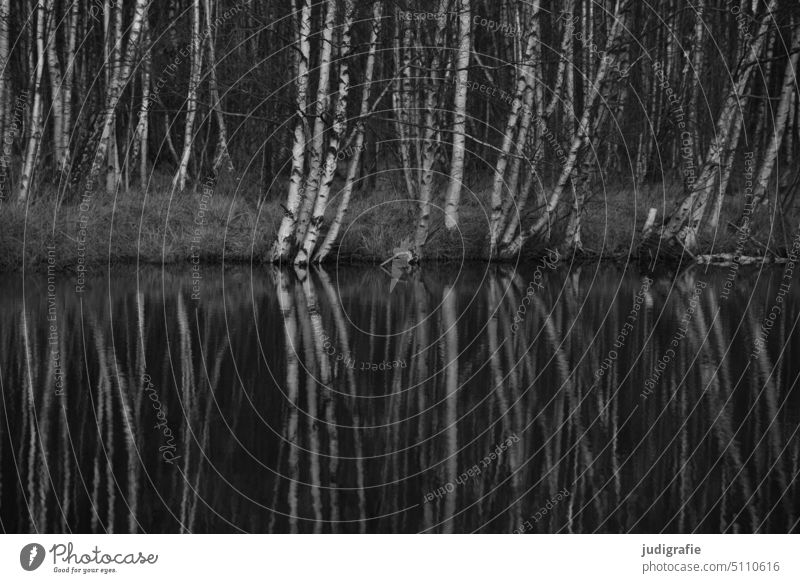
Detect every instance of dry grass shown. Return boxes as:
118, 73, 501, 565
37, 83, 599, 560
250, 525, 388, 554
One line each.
2, 172, 797, 272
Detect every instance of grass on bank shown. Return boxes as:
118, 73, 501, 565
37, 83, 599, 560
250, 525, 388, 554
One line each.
1, 170, 796, 272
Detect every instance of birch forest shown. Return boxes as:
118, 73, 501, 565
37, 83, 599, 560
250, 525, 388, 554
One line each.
0, 0, 799, 265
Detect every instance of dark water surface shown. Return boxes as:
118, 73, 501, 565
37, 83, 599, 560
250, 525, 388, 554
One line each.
1, 262, 798, 533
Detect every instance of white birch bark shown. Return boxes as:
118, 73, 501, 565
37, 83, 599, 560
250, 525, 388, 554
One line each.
85, 0, 148, 193
487, 27, 539, 257
294, 0, 336, 244
295, 0, 355, 265
314, 2, 382, 264
17, 0, 45, 202
44, 0, 64, 171
501, 0, 631, 258
0, 0, 10, 198
271, 0, 312, 262
659, 0, 777, 251
751, 25, 800, 208
61, 0, 78, 174
132, 17, 151, 186
173, 0, 203, 192
443, 0, 471, 230
413, 0, 448, 255
203, 0, 233, 174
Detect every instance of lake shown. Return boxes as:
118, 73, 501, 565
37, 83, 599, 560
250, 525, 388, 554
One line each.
0, 262, 798, 533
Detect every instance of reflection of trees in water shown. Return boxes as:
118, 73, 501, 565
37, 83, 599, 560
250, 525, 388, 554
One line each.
0, 267, 797, 533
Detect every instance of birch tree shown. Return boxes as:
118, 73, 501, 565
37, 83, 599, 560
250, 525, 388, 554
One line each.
413, 0, 448, 256
443, 0, 471, 230
17, 0, 45, 202
314, 2, 382, 263
271, 0, 312, 263
295, 0, 355, 265
173, 0, 203, 192
656, 0, 778, 253
750, 25, 800, 209
294, 0, 337, 244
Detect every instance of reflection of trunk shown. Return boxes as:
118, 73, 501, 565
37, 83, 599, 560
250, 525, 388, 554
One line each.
443, 0, 471, 230
316, 267, 367, 531
296, 0, 355, 265
276, 271, 301, 533
315, 2, 382, 263
687, 278, 758, 531
271, 0, 311, 262
295, 275, 324, 532
441, 284, 458, 533
173, 0, 203, 192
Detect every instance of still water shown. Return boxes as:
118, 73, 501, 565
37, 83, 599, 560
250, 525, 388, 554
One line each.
1, 262, 798, 533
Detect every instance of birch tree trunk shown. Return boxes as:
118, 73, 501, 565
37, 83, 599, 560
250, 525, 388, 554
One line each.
17, 0, 45, 202
44, 0, 65, 172
500, 0, 631, 259
657, 0, 777, 252
82, 0, 148, 195
413, 0, 448, 256
204, 0, 233, 174
751, 25, 800, 209
294, 0, 336, 244
393, 20, 416, 199
314, 2, 382, 264
132, 18, 151, 186
443, 0, 471, 230
271, 0, 312, 262
487, 26, 539, 257
60, 0, 78, 176
296, 0, 355, 265
0, 0, 10, 199
173, 0, 203, 192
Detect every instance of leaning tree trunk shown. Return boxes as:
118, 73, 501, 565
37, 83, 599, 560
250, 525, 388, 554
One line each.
501, 0, 631, 259
443, 0, 471, 230
656, 0, 777, 253
17, 0, 45, 203
314, 2, 382, 264
271, 0, 311, 263
173, 0, 203, 192
750, 25, 800, 209
487, 21, 540, 257
81, 0, 148, 196
295, 0, 355, 266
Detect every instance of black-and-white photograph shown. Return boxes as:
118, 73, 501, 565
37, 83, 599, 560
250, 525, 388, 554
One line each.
0, 0, 798, 575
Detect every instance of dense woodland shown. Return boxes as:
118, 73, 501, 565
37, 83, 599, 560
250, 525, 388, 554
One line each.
0, 0, 799, 264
